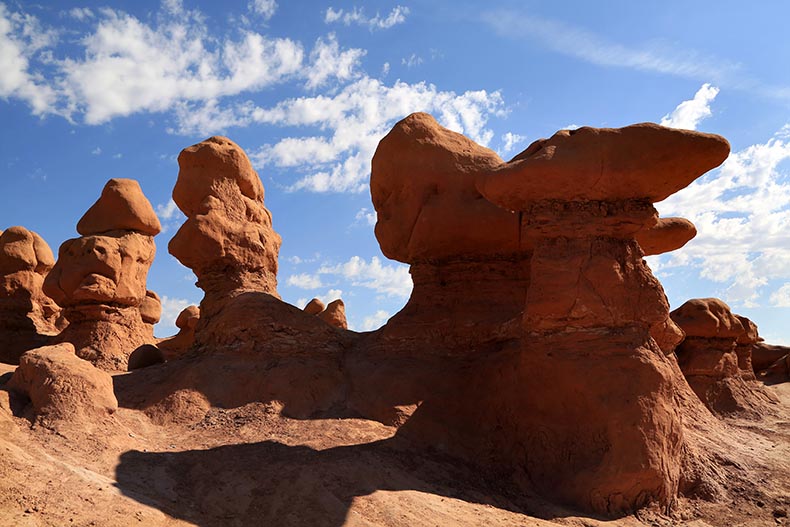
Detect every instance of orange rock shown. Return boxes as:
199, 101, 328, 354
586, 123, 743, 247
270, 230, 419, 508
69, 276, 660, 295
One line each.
303, 298, 325, 315
8, 343, 117, 427
671, 299, 776, 416
477, 123, 730, 209
371, 112, 524, 264
77, 178, 161, 236
317, 299, 347, 329
169, 136, 280, 298
637, 217, 697, 256
157, 305, 200, 358
0, 227, 60, 364
44, 179, 160, 371
140, 290, 162, 325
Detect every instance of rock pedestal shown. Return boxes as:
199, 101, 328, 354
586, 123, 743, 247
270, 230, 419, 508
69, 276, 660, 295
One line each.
0, 227, 60, 363
671, 298, 777, 416
43, 179, 161, 371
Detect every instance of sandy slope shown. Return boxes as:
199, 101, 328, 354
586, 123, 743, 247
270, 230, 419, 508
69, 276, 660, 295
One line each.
1, 360, 788, 527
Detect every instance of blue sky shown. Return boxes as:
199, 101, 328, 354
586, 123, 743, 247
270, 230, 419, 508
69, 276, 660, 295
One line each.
2, 1, 790, 343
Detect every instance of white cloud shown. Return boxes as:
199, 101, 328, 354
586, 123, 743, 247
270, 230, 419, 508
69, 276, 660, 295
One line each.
240, 77, 505, 193
660, 83, 719, 130
248, 0, 277, 20
654, 124, 790, 308
0, 4, 58, 114
318, 256, 411, 298
501, 131, 525, 153
304, 33, 365, 90
91, 146, 101, 155
156, 198, 180, 220
360, 309, 390, 331
381, 62, 390, 76
286, 272, 324, 289
401, 53, 423, 68
58, 9, 304, 124
68, 8, 95, 21
770, 284, 790, 307
324, 6, 409, 30
156, 295, 194, 335
354, 207, 376, 226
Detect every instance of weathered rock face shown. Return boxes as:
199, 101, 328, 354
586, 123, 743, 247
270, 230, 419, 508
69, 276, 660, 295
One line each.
671, 298, 776, 416
0, 226, 60, 364
169, 136, 281, 300
140, 290, 162, 326
370, 113, 530, 350
636, 217, 697, 257
157, 305, 200, 358
364, 115, 730, 515
43, 178, 161, 371
7, 343, 117, 427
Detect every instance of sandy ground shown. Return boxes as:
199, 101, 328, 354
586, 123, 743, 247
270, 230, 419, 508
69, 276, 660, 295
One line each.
1, 361, 788, 527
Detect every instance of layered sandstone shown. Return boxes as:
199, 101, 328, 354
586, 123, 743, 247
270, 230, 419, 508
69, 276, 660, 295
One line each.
43, 178, 161, 371
0, 226, 60, 364
671, 298, 778, 415
363, 116, 730, 516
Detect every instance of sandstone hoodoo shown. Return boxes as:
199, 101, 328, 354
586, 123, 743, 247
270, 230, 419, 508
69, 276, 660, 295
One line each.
370, 113, 530, 351
671, 298, 778, 415
43, 178, 161, 371
368, 117, 731, 515
0, 226, 60, 364
169, 136, 281, 300
636, 216, 697, 256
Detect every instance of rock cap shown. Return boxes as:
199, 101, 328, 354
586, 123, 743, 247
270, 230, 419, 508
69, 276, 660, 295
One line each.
77, 178, 161, 236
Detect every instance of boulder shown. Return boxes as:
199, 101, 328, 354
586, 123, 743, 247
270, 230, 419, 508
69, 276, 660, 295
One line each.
140, 290, 162, 325
303, 298, 325, 315
317, 299, 348, 329
77, 178, 162, 236
7, 343, 117, 425
157, 305, 200, 358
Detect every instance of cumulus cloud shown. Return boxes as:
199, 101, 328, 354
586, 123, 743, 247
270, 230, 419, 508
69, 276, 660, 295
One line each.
360, 309, 390, 331
0, 4, 58, 114
354, 207, 376, 226
156, 295, 195, 335
770, 284, 790, 307
654, 124, 790, 307
501, 131, 525, 153
324, 6, 409, 30
304, 33, 365, 90
660, 83, 719, 130
248, 0, 277, 20
240, 78, 505, 192
68, 8, 95, 21
287, 272, 324, 289
318, 256, 411, 298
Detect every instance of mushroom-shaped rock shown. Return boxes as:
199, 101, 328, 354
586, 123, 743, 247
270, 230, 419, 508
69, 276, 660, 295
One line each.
303, 298, 325, 315
477, 123, 730, 209
0, 227, 60, 364
44, 179, 160, 371
371, 112, 523, 264
671, 298, 776, 416
671, 298, 745, 339
176, 305, 200, 330
140, 290, 162, 325
77, 178, 162, 236
317, 299, 348, 329
7, 343, 117, 426
636, 217, 697, 256
169, 136, 280, 298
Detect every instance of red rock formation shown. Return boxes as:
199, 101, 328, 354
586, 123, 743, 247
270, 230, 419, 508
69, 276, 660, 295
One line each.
0, 226, 60, 364
169, 136, 280, 300
636, 217, 697, 256
370, 113, 530, 352
303, 298, 325, 315
670, 298, 776, 416
7, 343, 117, 427
317, 299, 348, 329
364, 116, 730, 515
43, 178, 161, 371
140, 290, 162, 326
157, 305, 200, 358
